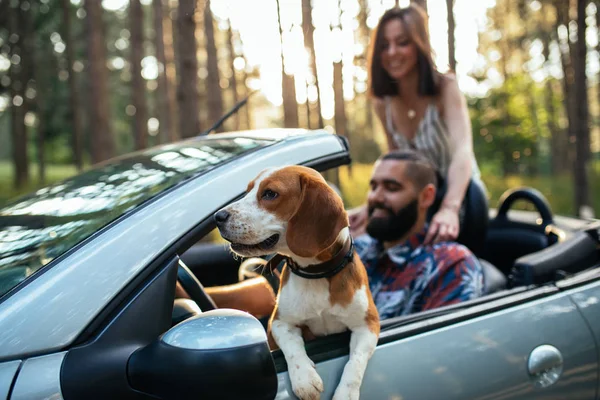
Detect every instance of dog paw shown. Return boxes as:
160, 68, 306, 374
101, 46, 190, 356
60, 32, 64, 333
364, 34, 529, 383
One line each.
332, 383, 360, 400
289, 361, 324, 400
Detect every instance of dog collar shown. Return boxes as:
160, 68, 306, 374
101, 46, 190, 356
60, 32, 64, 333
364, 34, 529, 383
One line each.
286, 236, 355, 280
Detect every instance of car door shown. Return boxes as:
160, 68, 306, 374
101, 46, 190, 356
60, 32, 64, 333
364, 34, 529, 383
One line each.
274, 285, 598, 400
559, 272, 600, 400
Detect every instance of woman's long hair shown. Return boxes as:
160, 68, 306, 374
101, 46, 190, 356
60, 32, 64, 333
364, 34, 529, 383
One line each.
367, 4, 441, 98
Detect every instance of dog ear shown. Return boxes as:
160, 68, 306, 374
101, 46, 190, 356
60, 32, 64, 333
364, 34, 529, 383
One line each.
286, 173, 348, 258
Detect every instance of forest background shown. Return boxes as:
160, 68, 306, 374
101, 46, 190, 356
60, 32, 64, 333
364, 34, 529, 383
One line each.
0, 0, 599, 219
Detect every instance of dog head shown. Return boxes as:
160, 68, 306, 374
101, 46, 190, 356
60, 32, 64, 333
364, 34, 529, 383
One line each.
214, 165, 348, 260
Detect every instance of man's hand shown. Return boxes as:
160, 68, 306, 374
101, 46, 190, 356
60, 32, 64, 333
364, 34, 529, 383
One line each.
348, 204, 368, 237
424, 207, 460, 244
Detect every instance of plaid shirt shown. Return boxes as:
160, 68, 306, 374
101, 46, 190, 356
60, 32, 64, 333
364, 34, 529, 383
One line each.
354, 227, 484, 320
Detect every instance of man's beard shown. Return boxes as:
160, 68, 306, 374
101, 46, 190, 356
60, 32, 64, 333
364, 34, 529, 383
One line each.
366, 198, 419, 242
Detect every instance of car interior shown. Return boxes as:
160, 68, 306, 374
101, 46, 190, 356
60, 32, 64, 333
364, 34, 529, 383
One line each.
173, 163, 600, 357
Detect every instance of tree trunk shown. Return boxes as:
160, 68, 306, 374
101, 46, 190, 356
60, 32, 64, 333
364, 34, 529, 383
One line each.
302, 0, 323, 129
62, 0, 84, 171
539, 6, 567, 175
204, 0, 224, 131
554, 0, 577, 169
226, 18, 240, 130
32, 5, 47, 184
332, 5, 347, 139
333, 62, 347, 134
161, 0, 179, 142
176, 0, 201, 138
9, 2, 30, 188
130, 0, 149, 150
241, 55, 252, 129
541, 29, 562, 174
446, 0, 456, 71
276, 0, 299, 128
572, 0, 591, 217
357, 0, 374, 134
494, 3, 511, 177
85, 0, 115, 164
153, 0, 176, 143
410, 0, 428, 14
596, 0, 600, 129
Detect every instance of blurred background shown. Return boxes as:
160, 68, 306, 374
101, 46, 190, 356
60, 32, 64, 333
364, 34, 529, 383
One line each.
0, 0, 598, 218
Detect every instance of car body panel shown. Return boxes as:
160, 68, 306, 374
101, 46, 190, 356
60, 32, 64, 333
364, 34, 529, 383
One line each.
0, 130, 345, 360
10, 352, 65, 400
0, 360, 20, 400
276, 289, 598, 399
564, 279, 600, 400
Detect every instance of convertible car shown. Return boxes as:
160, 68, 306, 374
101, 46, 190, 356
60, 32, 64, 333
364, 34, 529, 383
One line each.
0, 128, 599, 400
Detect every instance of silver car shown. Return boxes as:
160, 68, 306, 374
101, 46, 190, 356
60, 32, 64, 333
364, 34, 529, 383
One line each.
0, 129, 599, 400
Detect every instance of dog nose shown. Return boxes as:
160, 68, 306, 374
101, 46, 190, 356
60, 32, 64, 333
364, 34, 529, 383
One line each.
214, 210, 230, 225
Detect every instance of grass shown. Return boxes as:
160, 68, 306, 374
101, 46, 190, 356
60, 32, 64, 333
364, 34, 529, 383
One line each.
0, 161, 79, 206
0, 160, 598, 218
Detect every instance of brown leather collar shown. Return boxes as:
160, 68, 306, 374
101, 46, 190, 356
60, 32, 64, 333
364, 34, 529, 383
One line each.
265, 236, 354, 280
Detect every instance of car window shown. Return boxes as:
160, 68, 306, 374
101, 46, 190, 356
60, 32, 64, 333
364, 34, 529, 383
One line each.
0, 136, 273, 299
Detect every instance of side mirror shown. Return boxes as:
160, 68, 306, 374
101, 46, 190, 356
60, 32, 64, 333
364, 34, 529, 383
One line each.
128, 309, 277, 400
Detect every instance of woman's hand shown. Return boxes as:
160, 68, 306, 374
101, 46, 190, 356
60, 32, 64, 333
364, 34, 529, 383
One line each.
348, 204, 368, 237
424, 206, 460, 244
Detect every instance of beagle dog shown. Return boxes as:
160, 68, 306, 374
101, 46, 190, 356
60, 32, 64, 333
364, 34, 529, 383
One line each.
214, 165, 379, 400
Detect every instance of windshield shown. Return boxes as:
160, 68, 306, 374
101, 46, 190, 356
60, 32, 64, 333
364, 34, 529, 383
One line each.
0, 136, 272, 298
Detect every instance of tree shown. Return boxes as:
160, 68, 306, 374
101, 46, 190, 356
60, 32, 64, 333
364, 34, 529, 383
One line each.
32, 2, 50, 184
85, 0, 115, 163
130, 0, 148, 150
62, 0, 83, 171
553, 0, 576, 168
572, 0, 591, 216
9, 1, 31, 188
276, 0, 299, 128
446, 0, 456, 71
411, 0, 428, 14
176, 0, 201, 138
301, 0, 323, 129
225, 17, 239, 130
154, 0, 179, 142
332, 1, 347, 139
203, 0, 224, 130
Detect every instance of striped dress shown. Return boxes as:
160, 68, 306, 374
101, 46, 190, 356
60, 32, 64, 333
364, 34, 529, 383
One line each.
385, 96, 480, 179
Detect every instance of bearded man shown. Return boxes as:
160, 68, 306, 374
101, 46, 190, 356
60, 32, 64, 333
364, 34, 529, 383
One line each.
349, 150, 484, 319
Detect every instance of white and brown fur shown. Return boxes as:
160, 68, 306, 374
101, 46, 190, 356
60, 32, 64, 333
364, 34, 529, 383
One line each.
215, 165, 379, 400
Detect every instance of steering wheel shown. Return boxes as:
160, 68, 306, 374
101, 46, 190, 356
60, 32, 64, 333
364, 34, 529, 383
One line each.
177, 259, 217, 311
495, 187, 558, 244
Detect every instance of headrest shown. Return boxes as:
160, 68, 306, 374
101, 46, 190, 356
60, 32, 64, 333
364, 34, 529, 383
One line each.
428, 178, 489, 255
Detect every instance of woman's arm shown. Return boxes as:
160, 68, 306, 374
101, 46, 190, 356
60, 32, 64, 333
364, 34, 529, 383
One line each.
425, 75, 474, 243
441, 75, 473, 212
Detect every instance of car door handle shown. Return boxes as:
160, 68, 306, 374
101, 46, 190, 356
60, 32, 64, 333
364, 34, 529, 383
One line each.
527, 344, 564, 388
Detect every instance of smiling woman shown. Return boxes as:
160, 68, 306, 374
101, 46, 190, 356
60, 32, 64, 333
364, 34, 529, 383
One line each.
366, 4, 482, 246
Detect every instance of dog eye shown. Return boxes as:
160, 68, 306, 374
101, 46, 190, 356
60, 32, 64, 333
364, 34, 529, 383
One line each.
262, 189, 278, 200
